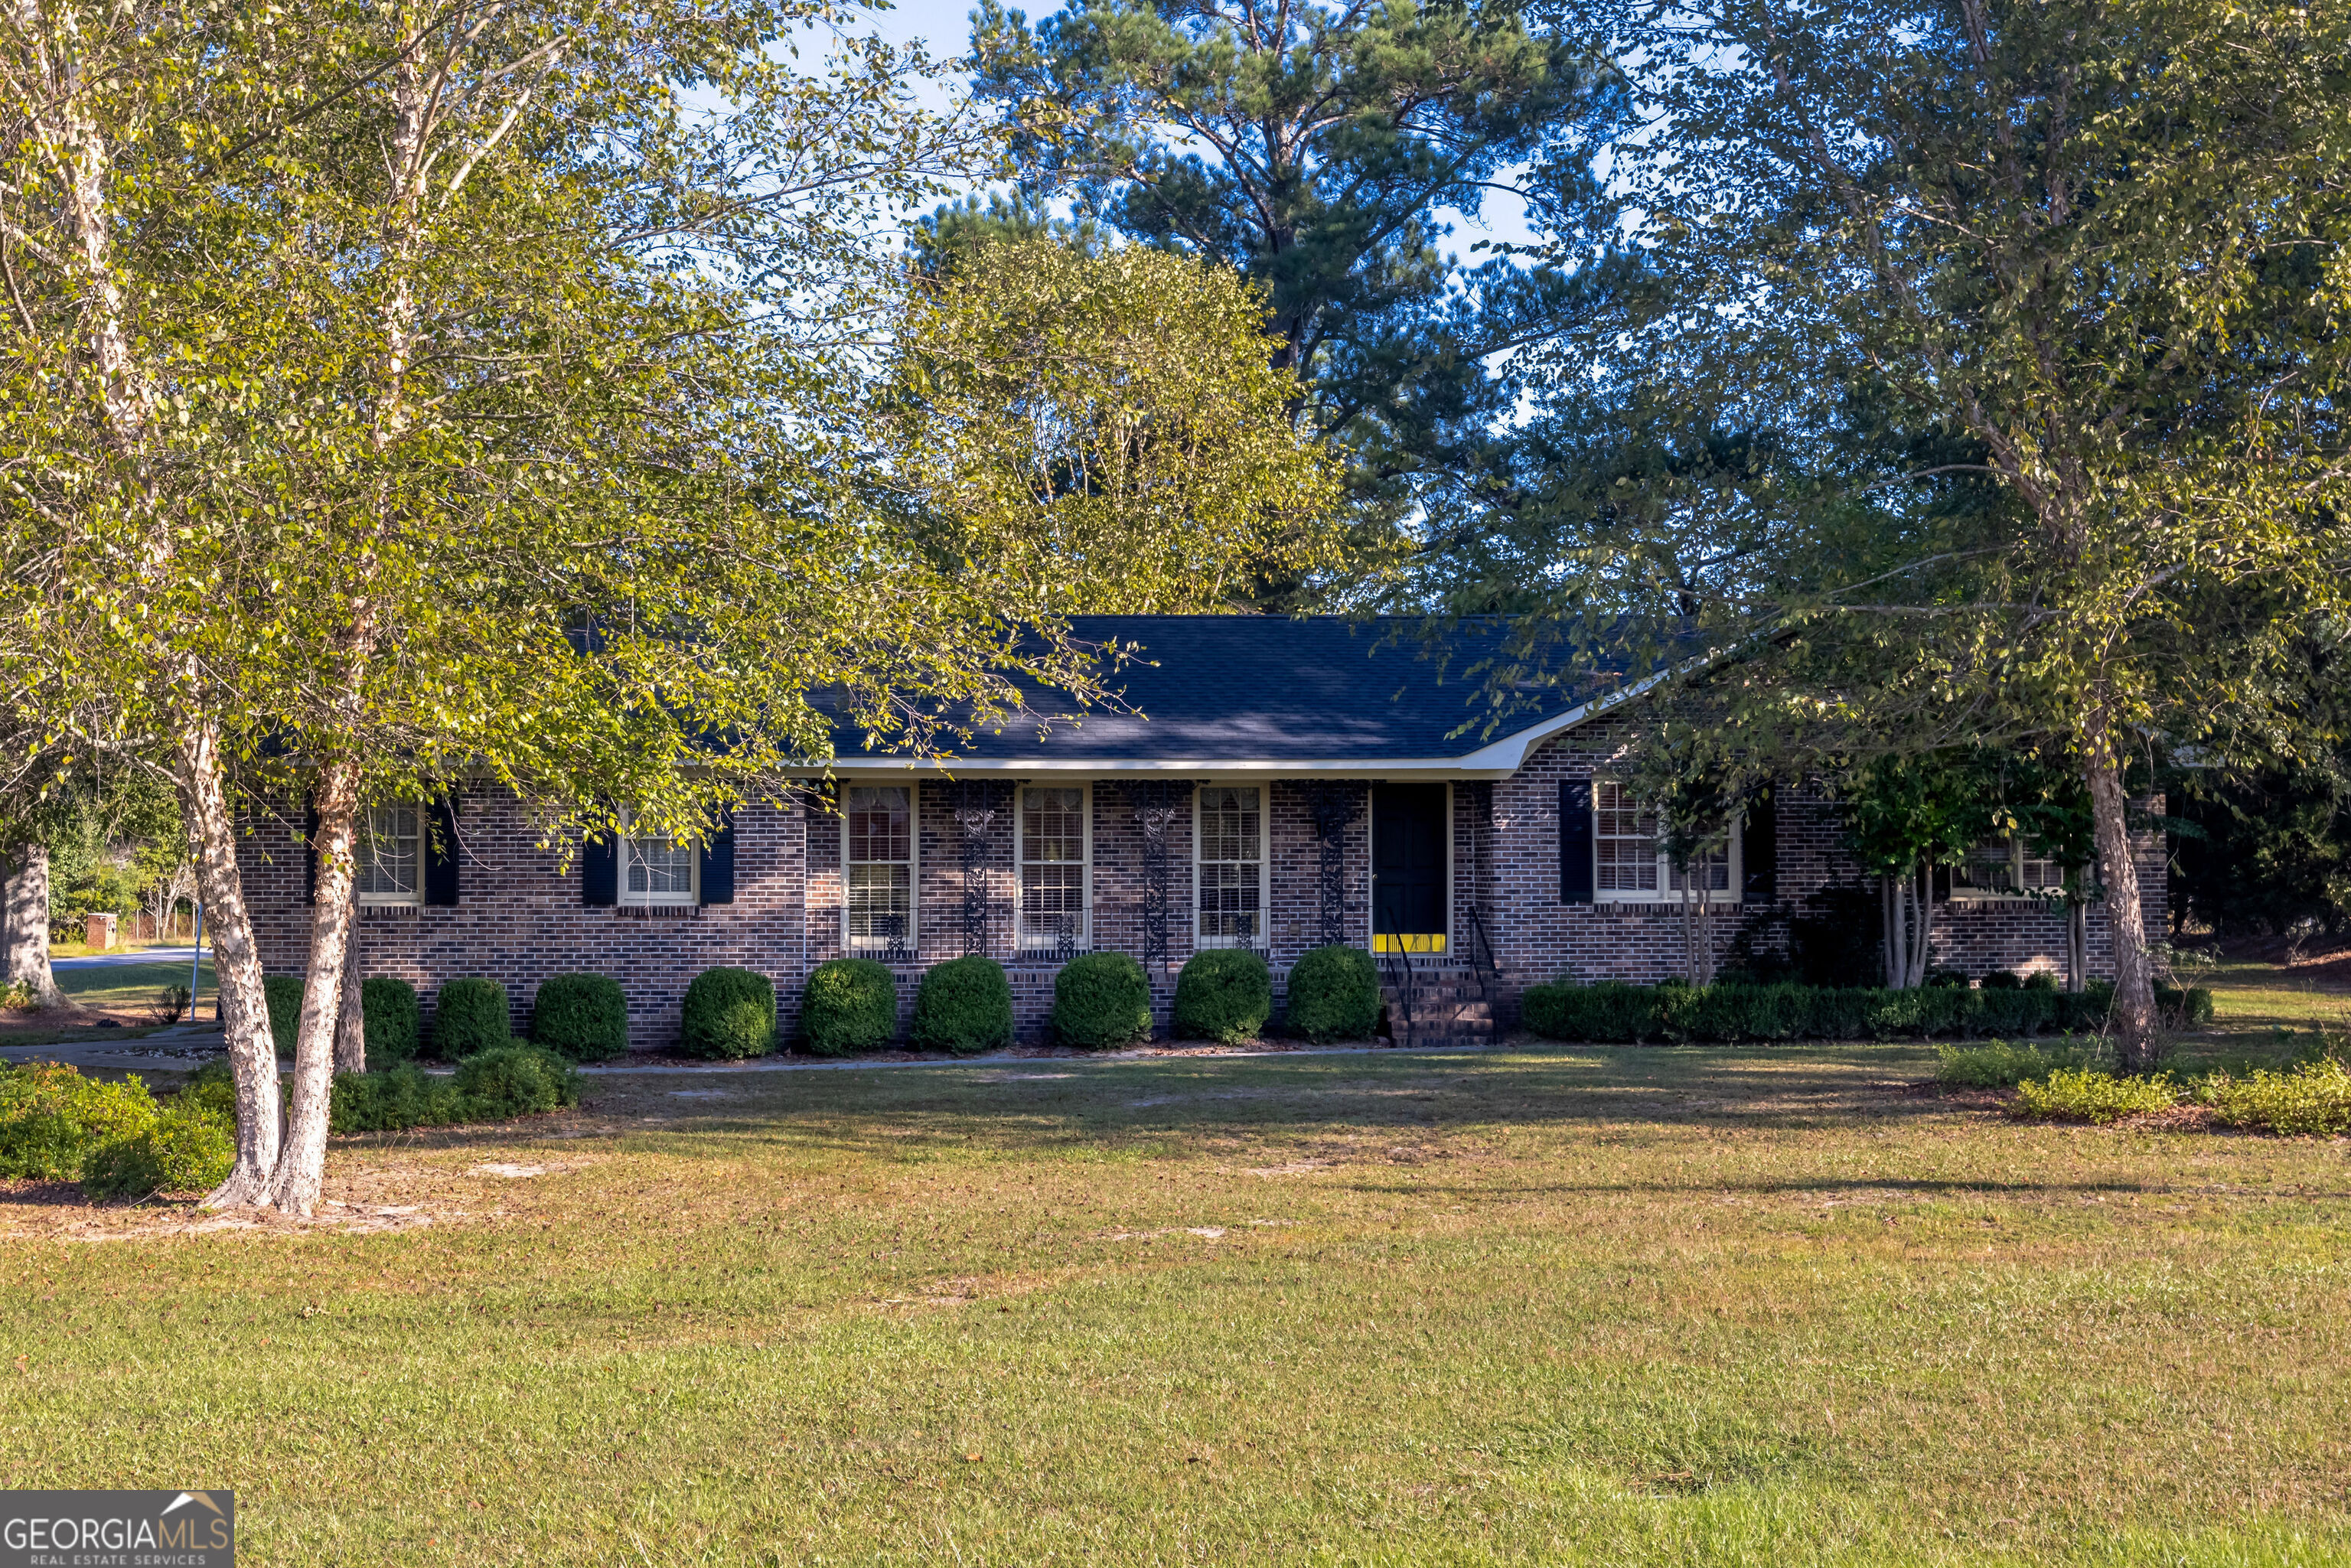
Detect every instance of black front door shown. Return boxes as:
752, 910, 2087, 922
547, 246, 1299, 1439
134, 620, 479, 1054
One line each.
1372, 783, 1447, 950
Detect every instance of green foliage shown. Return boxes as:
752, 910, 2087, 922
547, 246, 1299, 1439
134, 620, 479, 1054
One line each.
1283, 945, 1381, 1044
180, 1060, 239, 1123
1935, 1039, 2092, 1088
2156, 986, 2216, 1028
1980, 970, 2022, 990
452, 1046, 582, 1119
1521, 980, 2120, 1045
684, 967, 782, 1060
80, 1107, 233, 1201
332, 1049, 581, 1133
530, 973, 631, 1063
2014, 1070, 2180, 1123
1172, 950, 1273, 1043
263, 974, 305, 1057
330, 1064, 468, 1134
431, 978, 512, 1060
971, 0, 1619, 575
1052, 953, 1153, 1050
2199, 1059, 2351, 1136
886, 240, 1342, 612
361, 976, 422, 1068
0, 1061, 162, 1180
910, 957, 1012, 1056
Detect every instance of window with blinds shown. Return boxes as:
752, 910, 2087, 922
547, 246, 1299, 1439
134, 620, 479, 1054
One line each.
621, 810, 697, 906
1196, 785, 1265, 948
1593, 781, 1741, 903
846, 785, 913, 951
1019, 786, 1087, 951
356, 805, 422, 905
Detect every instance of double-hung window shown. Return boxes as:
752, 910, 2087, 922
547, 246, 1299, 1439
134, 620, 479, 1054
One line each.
356, 805, 422, 906
1018, 785, 1088, 953
1952, 837, 2067, 899
1592, 781, 1741, 903
845, 784, 914, 953
1195, 784, 1267, 949
621, 810, 697, 907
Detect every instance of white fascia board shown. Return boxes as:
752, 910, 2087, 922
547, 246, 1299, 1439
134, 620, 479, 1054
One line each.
814, 668, 1671, 781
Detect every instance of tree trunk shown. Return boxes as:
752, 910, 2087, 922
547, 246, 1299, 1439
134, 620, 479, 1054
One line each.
1912, 862, 1935, 985
184, 719, 282, 1208
268, 758, 362, 1216
2082, 712, 2157, 1067
1880, 874, 1898, 987
2066, 893, 2087, 993
335, 914, 367, 1074
2, 845, 62, 1008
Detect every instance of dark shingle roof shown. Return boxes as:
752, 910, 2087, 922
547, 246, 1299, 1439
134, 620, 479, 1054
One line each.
820, 615, 1651, 776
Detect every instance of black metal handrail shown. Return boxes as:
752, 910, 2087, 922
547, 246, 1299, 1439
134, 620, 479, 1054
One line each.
1460, 901, 1499, 1035
1377, 909, 1417, 1048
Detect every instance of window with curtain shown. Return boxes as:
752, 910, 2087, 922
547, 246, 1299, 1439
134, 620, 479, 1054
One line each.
1196, 785, 1264, 947
845, 785, 913, 950
1019, 786, 1087, 951
621, 810, 697, 906
356, 804, 422, 905
1953, 837, 2067, 898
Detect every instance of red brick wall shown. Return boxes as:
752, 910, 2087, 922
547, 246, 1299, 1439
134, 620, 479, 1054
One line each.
240, 735, 2170, 1051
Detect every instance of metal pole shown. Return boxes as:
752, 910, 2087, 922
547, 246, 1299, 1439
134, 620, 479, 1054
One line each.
189, 899, 204, 1024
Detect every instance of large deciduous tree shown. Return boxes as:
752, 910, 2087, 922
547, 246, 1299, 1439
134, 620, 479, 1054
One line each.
1489, 0, 2351, 1062
1, 0, 1337, 1213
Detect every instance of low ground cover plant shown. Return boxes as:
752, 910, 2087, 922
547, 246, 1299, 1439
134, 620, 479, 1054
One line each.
432, 978, 513, 1058
2014, 1068, 2180, 1123
363, 977, 422, 1067
0, 1061, 233, 1198
794, 960, 884, 1057
330, 1045, 582, 1133
2198, 1058, 2351, 1136
1284, 944, 1381, 1043
1935, 1038, 2095, 1087
1052, 952, 1153, 1048
910, 957, 1012, 1055
1522, 977, 2171, 1044
1173, 949, 1273, 1042
530, 973, 631, 1062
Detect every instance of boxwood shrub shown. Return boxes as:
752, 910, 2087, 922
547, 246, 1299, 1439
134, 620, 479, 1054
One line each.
80, 1107, 234, 1201
686, 967, 782, 1059
453, 1045, 582, 1117
530, 973, 631, 1062
431, 977, 512, 1059
1052, 952, 1153, 1049
1283, 944, 1380, 1044
796, 960, 891, 1057
1173, 949, 1273, 1043
911, 957, 1012, 1055
1519, 979, 2158, 1045
262, 973, 305, 1055
361, 976, 422, 1068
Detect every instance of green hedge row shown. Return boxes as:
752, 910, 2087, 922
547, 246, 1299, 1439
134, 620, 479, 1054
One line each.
1523, 979, 2214, 1045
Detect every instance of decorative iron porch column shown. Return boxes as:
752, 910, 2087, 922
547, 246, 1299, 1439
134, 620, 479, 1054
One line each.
1117, 781, 1192, 970
1299, 782, 1366, 946
945, 780, 1013, 957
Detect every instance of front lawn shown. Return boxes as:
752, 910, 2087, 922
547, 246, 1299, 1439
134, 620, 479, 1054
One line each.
4, 1044, 2346, 1564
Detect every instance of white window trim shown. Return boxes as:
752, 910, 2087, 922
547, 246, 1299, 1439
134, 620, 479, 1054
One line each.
356, 803, 426, 908
841, 781, 918, 954
1016, 781, 1092, 953
1193, 781, 1270, 952
1590, 782, 1744, 906
1948, 836, 2070, 902
618, 807, 699, 908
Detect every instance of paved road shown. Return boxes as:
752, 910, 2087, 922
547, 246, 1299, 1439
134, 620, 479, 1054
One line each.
51, 946, 204, 970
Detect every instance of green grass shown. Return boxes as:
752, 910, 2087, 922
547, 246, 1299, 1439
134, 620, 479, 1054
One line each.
5, 1045, 2349, 1565
51, 955, 215, 1015
2196, 960, 2349, 1032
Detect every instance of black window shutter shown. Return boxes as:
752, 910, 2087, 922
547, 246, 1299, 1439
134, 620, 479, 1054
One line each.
1558, 778, 1594, 904
304, 805, 320, 905
424, 797, 460, 906
1742, 787, 1778, 903
581, 831, 618, 907
699, 807, 735, 906
1931, 862, 1953, 902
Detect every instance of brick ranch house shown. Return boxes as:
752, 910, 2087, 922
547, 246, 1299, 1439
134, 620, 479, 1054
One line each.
238, 616, 2167, 1049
